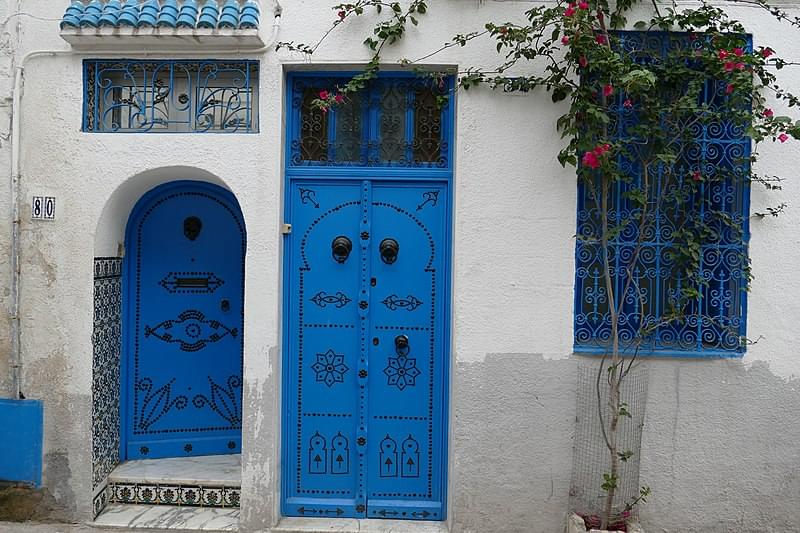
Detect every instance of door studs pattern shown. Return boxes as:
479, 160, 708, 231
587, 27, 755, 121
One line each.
129, 187, 246, 452
192, 375, 242, 426
309, 432, 327, 474
159, 272, 224, 294
384, 350, 421, 390
286, 186, 447, 520
382, 294, 423, 311
310, 291, 351, 308
380, 435, 398, 477
415, 190, 439, 211
311, 349, 350, 387
300, 187, 320, 208
144, 309, 238, 352
137, 378, 189, 431
331, 432, 350, 474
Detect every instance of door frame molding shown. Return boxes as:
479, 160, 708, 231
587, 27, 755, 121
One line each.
120, 179, 246, 461
280, 71, 455, 520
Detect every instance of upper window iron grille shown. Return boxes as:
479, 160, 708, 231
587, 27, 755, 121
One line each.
83, 60, 259, 133
288, 74, 452, 168
574, 32, 751, 357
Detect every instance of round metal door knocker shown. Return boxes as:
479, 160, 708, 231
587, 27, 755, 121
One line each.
379, 238, 399, 264
332, 235, 353, 263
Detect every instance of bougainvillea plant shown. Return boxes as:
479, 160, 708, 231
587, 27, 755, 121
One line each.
278, 0, 799, 528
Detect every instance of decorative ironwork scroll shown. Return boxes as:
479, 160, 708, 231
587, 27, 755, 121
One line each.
84, 60, 258, 133
574, 32, 750, 356
290, 75, 450, 168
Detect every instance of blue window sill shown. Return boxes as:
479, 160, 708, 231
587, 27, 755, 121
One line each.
573, 345, 745, 360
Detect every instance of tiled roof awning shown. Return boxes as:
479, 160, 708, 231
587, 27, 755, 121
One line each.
61, 0, 260, 30
59, 0, 266, 50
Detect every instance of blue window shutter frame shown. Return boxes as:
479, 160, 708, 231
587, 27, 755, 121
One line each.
573, 32, 751, 358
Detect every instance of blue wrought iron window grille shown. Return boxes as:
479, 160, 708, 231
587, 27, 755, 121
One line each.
574, 32, 751, 358
83, 60, 258, 133
287, 73, 453, 168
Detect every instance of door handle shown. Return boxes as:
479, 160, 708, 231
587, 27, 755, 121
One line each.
221, 299, 231, 312
380, 238, 400, 265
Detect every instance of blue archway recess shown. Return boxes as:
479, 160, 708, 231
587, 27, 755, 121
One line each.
122, 180, 246, 460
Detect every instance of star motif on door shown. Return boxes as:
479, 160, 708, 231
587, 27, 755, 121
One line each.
383, 353, 421, 390
311, 349, 349, 387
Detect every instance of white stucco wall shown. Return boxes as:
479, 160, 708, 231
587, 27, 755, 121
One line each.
2, 1, 799, 532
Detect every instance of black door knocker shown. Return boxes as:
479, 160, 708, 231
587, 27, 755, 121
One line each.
380, 238, 400, 265
394, 334, 409, 355
332, 236, 353, 264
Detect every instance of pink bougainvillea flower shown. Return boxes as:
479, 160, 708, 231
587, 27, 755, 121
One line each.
602, 143, 611, 152
319, 90, 329, 100
762, 47, 774, 58
692, 170, 702, 182
724, 62, 735, 72
603, 83, 614, 97
582, 151, 601, 169
733, 47, 744, 57
763, 108, 774, 118
725, 83, 734, 94
579, 56, 589, 68
562, 35, 570, 45
623, 99, 633, 109
718, 50, 728, 59
579, 1, 589, 9
779, 133, 789, 143
337, 10, 346, 20
334, 94, 344, 104
564, 3, 577, 17
596, 34, 607, 44
735, 62, 746, 71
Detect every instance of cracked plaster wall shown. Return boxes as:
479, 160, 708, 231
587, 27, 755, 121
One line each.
3, 1, 799, 531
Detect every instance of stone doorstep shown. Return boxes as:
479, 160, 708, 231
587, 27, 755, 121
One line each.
92, 503, 239, 531
273, 517, 450, 533
104, 455, 242, 509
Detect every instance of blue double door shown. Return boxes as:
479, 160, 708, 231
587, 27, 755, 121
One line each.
123, 181, 246, 460
283, 179, 450, 520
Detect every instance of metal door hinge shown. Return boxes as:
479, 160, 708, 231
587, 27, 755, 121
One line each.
281, 223, 292, 235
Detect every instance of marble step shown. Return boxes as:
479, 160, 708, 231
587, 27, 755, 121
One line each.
109, 454, 242, 486
106, 455, 241, 508
94, 503, 239, 531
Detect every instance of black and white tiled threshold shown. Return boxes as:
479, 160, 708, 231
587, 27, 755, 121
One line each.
94, 454, 241, 531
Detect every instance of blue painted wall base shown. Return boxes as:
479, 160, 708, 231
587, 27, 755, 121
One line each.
0, 399, 43, 487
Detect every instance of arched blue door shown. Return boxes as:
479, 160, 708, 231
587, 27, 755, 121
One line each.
123, 181, 246, 460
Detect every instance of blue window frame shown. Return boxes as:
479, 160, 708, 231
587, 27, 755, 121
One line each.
83, 59, 259, 133
287, 73, 452, 169
574, 32, 751, 358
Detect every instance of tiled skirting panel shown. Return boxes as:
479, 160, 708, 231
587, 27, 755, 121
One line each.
92, 257, 123, 517
107, 482, 241, 508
